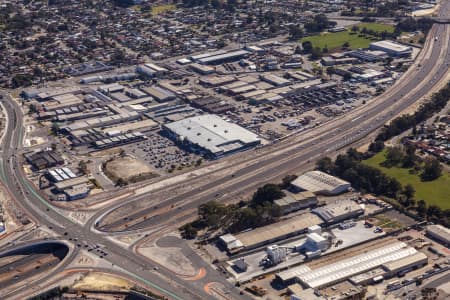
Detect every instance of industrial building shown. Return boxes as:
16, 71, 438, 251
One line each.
53, 175, 93, 201
188, 97, 235, 114
48, 168, 78, 182
218, 234, 243, 251
136, 63, 168, 77
274, 191, 317, 215
426, 224, 450, 246
94, 132, 146, 149
260, 74, 291, 86
220, 213, 323, 252
348, 50, 388, 62
24, 150, 64, 170
189, 63, 215, 75
196, 49, 250, 65
369, 40, 413, 57
140, 86, 176, 102
311, 200, 364, 224
199, 75, 236, 87
277, 242, 428, 288
163, 114, 261, 158
290, 171, 351, 195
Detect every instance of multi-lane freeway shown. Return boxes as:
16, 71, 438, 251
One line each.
94, 21, 450, 234
0, 4, 450, 299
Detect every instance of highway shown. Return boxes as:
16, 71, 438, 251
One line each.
95, 22, 450, 234
0, 3, 450, 298
0, 94, 242, 300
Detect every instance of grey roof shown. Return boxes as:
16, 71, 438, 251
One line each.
197, 50, 250, 64
165, 114, 260, 155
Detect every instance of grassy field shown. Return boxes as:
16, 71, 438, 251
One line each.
152, 4, 176, 15
300, 30, 376, 51
356, 22, 395, 33
363, 150, 450, 209
300, 22, 395, 51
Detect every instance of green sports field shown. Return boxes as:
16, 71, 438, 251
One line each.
363, 150, 450, 209
356, 22, 395, 33
300, 22, 395, 51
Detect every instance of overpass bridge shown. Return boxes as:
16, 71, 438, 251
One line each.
328, 16, 450, 24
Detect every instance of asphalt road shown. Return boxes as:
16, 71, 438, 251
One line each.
0, 95, 234, 300
96, 22, 450, 234
0, 6, 450, 299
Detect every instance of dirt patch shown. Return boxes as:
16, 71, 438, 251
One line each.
104, 156, 158, 184
138, 245, 197, 277
72, 272, 132, 291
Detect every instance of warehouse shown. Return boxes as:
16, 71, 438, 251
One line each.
199, 75, 236, 87
189, 97, 235, 114
426, 224, 450, 246
102, 119, 159, 135
274, 191, 317, 215
48, 168, 78, 182
369, 40, 412, 57
260, 74, 291, 86
24, 150, 64, 170
94, 132, 146, 149
140, 86, 176, 102
290, 171, 351, 195
54, 176, 91, 192
189, 63, 215, 75
164, 114, 261, 158
277, 242, 427, 288
348, 50, 388, 62
190, 50, 227, 61
61, 110, 140, 132
35, 87, 82, 101
229, 213, 323, 251
197, 50, 250, 65
311, 200, 364, 224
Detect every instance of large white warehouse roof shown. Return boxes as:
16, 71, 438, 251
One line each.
278, 242, 426, 288
291, 171, 350, 195
164, 114, 261, 157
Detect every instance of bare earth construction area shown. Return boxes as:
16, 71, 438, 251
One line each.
104, 156, 159, 185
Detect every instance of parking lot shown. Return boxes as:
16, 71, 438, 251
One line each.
125, 132, 200, 174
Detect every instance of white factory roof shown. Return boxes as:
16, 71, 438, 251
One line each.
190, 50, 227, 61
307, 232, 326, 244
197, 50, 249, 64
426, 224, 450, 244
277, 265, 312, 282
312, 200, 363, 223
370, 40, 412, 53
291, 171, 350, 194
279, 242, 423, 288
165, 114, 260, 155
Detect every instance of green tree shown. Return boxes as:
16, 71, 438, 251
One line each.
302, 41, 313, 53
417, 199, 427, 217
280, 174, 298, 189
288, 25, 304, 40
310, 47, 322, 60
316, 157, 334, 174
403, 184, 415, 200
385, 146, 405, 167
78, 160, 88, 174
198, 201, 228, 228
179, 223, 198, 239
421, 157, 442, 181
368, 140, 385, 153
251, 184, 285, 207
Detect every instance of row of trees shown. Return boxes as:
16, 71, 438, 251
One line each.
180, 179, 295, 239
383, 146, 442, 181
375, 81, 450, 143
316, 149, 449, 226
